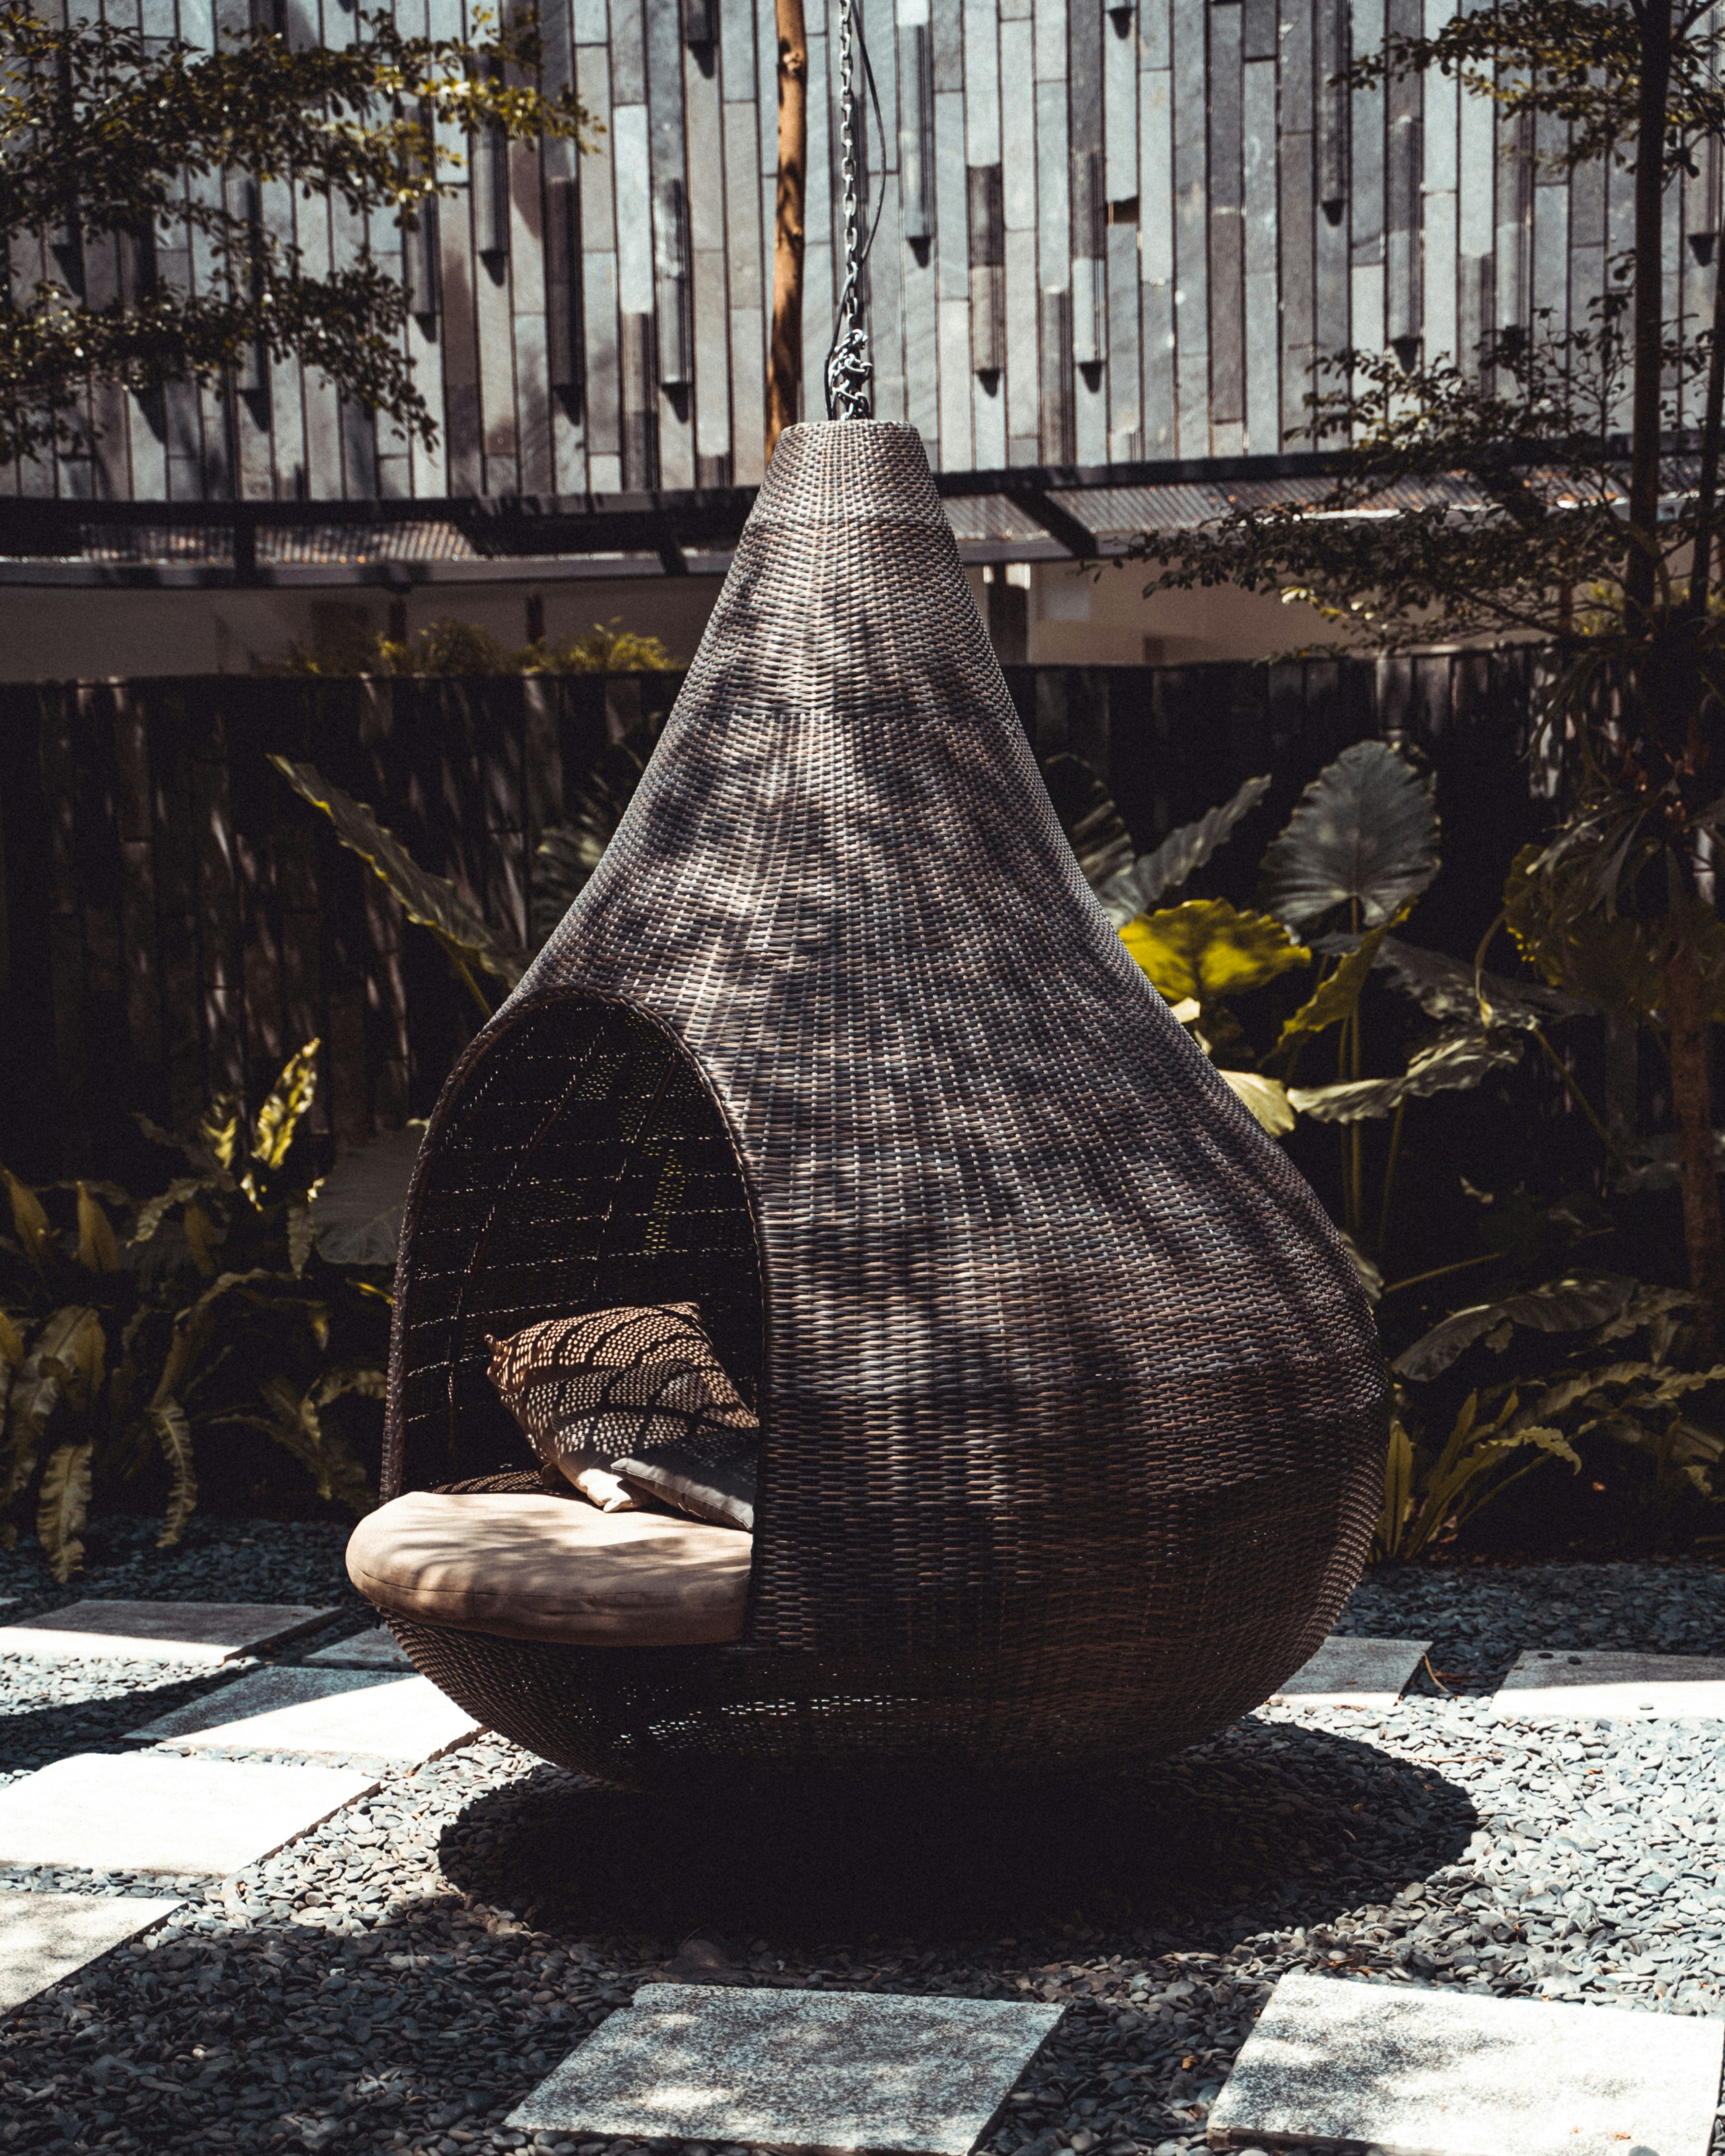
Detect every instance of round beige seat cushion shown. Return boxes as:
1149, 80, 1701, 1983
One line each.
346, 1491, 751, 1648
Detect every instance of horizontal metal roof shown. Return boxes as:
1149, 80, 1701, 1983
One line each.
0, 451, 1634, 587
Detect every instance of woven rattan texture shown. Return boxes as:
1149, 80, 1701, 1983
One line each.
382, 420, 1388, 1777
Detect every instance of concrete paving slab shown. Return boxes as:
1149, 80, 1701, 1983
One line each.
304, 1627, 414, 1670
1492, 1648, 1725, 1724
508, 1982, 1064, 2154
129, 1667, 481, 1764
0, 1753, 377, 1876
1205, 1970, 1723, 2156
1269, 1636, 1432, 1708
0, 1601, 341, 1665
0, 1889, 182, 2012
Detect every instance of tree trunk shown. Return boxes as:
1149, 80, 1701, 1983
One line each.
766, 0, 807, 464
1663, 940, 1724, 1360
1626, 0, 1674, 616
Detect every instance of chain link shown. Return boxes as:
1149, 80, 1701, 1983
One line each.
825, 0, 872, 421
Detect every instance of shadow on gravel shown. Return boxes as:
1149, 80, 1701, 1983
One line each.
437, 1720, 1478, 1956
0, 1667, 254, 1771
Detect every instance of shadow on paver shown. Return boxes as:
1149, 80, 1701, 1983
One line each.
0, 1669, 256, 1774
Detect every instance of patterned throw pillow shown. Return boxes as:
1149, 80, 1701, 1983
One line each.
486, 1304, 757, 1506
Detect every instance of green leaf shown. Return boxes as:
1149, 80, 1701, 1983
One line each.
309, 1128, 423, 1268
1288, 1030, 1522, 1123
148, 1401, 198, 1547
1343, 932, 1593, 1031
1119, 899, 1311, 1007
133, 1175, 227, 1247
249, 1040, 321, 1177
1260, 740, 1440, 933
228, 1375, 379, 1516
3, 1169, 55, 1274
74, 1183, 120, 1274
270, 756, 526, 1000
286, 1201, 316, 1277
1273, 923, 1393, 1058
1395, 1273, 1640, 1381
1375, 1418, 1418, 1560
1095, 774, 1273, 926
1595, 1284, 1698, 1342
32, 1305, 106, 1417
36, 1441, 93, 1584
1217, 1069, 1297, 1136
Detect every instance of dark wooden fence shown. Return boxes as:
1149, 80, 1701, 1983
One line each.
0, 649, 1549, 1179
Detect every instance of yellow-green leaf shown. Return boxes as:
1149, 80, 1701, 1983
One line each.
75, 1183, 120, 1274
1120, 899, 1311, 1008
1273, 922, 1393, 1058
1217, 1069, 1297, 1135
250, 1040, 321, 1177
3, 1169, 55, 1273
36, 1441, 93, 1583
199, 1097, 244, 1174
0, 1308, 25, 1370
148, 1401, 198, 1547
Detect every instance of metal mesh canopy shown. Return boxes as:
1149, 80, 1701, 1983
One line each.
383, 420, 1387, 1780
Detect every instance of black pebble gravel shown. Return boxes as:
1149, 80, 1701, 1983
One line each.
1, 1528, 1722, 2156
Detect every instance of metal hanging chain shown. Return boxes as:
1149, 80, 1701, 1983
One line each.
824, 0, 885, 421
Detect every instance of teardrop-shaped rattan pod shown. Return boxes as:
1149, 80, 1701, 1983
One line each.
380, 420, 1388, 1783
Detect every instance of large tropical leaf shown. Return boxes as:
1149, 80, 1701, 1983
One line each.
1289, 1030, 1521, 1122
36, 1440, 93, 1583
1120, 899, 1311, 1007
1394, 1273, 1640, 1382
1314, 929, 1593, 1033
309, 1128, 423, 1267
1094, 774, 1273, 927
148, 1401, 198, 1547
270, 756, 526, 1003
1259, 740, 1440, 933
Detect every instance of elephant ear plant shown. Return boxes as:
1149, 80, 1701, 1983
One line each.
0, 1046, 388, 1581
1097, 740, 1577, 1290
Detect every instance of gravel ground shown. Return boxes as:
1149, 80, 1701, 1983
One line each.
0, 1528, 1722, 2156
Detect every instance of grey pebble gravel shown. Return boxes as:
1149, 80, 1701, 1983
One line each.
0, 1530, 1720, 2156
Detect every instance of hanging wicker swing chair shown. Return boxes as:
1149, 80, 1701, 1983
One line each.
363, 420, 1389, 1786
